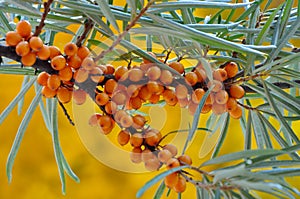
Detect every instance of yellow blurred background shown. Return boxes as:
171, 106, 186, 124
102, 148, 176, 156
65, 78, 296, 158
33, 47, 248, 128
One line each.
0, 0, 299, 199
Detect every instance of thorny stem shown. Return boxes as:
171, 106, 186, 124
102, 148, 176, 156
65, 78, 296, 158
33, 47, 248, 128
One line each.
34, 0, 54, 37
76, 19, 94, 47
58, 101, 75, 126
225, 73, 268, 86
93, 0, 155, 62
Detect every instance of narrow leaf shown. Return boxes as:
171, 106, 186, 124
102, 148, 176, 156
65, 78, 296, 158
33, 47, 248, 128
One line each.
95, 0, 120, 32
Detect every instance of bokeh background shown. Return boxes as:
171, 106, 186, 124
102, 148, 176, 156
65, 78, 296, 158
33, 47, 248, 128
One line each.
0, 0, 299, 198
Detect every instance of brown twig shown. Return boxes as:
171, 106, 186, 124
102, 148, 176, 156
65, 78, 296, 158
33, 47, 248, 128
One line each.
58, 101, 75, 126
93, 0, 155, 62
76, 19, 94, 47
34, 0, 54, 36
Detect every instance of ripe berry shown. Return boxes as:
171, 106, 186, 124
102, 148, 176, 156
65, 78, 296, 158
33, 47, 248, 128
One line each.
158, 149, 173, 163
49, 46, 62, 59
185, 71, 198, 86
114, 110, 128, 123
104, 79, 117, 94
147, 81, 160, 94
74, 68, 89, 83
21, 52, 36, 66
194, 68, 207, 82
191, 88, 205, 104
16, 20, 32, 38
141, 149, 156, 162
175, 84, 188, 99
104, 101, 117, 115
163, 144, 178, 157
132, 115, 146, 129
144, 157, 161, 171
67, 55, 82, 69
201, 104, 212, 114
120, 113, 133, 128
47, 74, 61, 90
58, 66, 73, 81
224, 62, 238, 78
77, 46, 90, 60
188, 101, 198, 115
166, 158, 180, 169
29, 36, 43, 51
37, 71, 50, 86
138, 85, 152, 101
15, 41, 30, 56
208, 80, 223, 92
41, 86, 56, 98
164, 172, 178, 188
115, 66, 128, 80
212, 103, 226, 115
56, 87, 72, 103
73, 89, 87, 105
51, 55, 66, 70
174, 176, 186, 193
130, 147, 143, 164
178, 154, 192, 165
104, 64, 115, 74
98, 115, 114, 134
129, 68, 144, 82
89, 67, 104, 83
117, 130, 130, 146
64, 42, 78, 57
229, 84, 245, 99
229, 104, 242, 119
89, 113, 101, 126
214, 90, 229, 104
149, 94, 160, 104
129, 96, 143, 110
160, 70, 173, 85
82, 57, 95, 71
146, 66, 161, 81
111, 91, 127, 105
37, 45, 50, 60
162, 89, 178, 106
144, 129, 161, 146
127, 84, 140, 98
169, 62, 184, 74
5, 31, 22, 46
130, 133, 144, 147
213, 68, 228, 82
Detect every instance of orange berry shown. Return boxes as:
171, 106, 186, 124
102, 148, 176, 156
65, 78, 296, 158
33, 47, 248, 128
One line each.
144, 157, 161, 171
146, 66, 161, 81
191, 88, 205, 104
120, 113, 133, 128
37, 45, 50, 60
29, 36, 43, 51
56, 87, 72, 103
229, 84, 245, 99
212, 103, 226, 115
185, 71, 198, 86
132, 115, 146, 129
213, 68, 228, 81
104, 64, 115, 74
201, 104, 212, 114
178, 97, 189, 108
130, 147, 143, 164
16, 20, 32, 38
64, 42, 78, 57
74, 68, 89, 83
15, 41, 30, 56
89, 113, 101, 126
117, 130, 130, 146
138, 85, 152, 101
147, 81, 160, 94
149, 94, 160, 104
67, 55, 82, 69
37, 71, 50, 86
129, 68, 144, 82
105, 79, 117, 94
141, 149, 156, 162
115, 66, 128, 80
194, 68, 207, 82
73, 89, 86, 105
224, 62, 238, 78
214, 90, 229, 105
104, 101, 117, 115
114, 110, 127, 123
41, 86, 56, 98
175, 84, 188, 99
51, 55, 66, 70
90, 67, 105, 83
162, 89, 178, 106
178, 154, 192, 165
47, 74, 61, 90
208, 80, 223, 92
163, 144, 178, 157
130, 133, 144, 147
82, 57, 95, 71
169, 62, 184, 74
205, 93, 215, 105
166, 158, 180, 169
98, 115, 114, 134
229, 104, 242, 119
129, 96, 143, 110
21, 52, 36, 66
226, 97, 237, 112
158, 149, 173, 163
58, 66, 73, 81
49, 46, 62, 59
164, 172, 179, 188
5, 31, 22, 46
174, 176, 186, 193
127, 84, 140, 98
77, 46, 90, 60
159, 70, 173, 85
111, 91, 127, 105
144, 129, 161, 147
188, 101, 198, 115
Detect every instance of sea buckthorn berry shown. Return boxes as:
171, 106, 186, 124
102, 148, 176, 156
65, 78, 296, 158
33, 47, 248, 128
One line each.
144, 129, 161, 146
185, 71, 198, 86
47, 74, 61, 91
21, 52, 36, 66
82, 57, 95, 71
5, 31, 22, 46
149, 94, 160, 104
41, 86, 56, 98
178, 98, 189, 108
163, 144, 178, 157
164, 172, 178, 188
132, 115, 146, 129
162, 89, 178, 106
146, 66, 161, 81
56, 87, 72, 103
90, 67, 105, 83
224, 62, 238, 78
111, 91, 127, 105
194, 68, 207, 83
37, 45, 50, 60
229, 84, 245, 99
175, 84, 188, 99
130, 133, 144, 147
213, 68, 228, 82
178, 154, 192, 165
98, 115, 114, 134
212, 103, 226, 115
188, 101, 198, 115
158, 149, 173, 163
201, 104, 212, 114
77, 46, 90, 60
144, 157, 161, 171
74, 68, 89, 83
37, 71, 50, 86
205, 93, 215, 105
229, 104, 242, 119
159, 70, 173, 85
226, 97, 237, 111
129, 96, 143, 110
58, 66, 73, 81
141, 149, 156, 162
97, 65, 107, 74
16, 20, 32, 38
169, 62, 184, 74
115, 66, 128, 80
174, 176, 186, 193
104, 64, 115, 74
208, 80, 223, 92
117, 130, 130, 146
191, 88, 205, 104
29, 36, 43, 51
114, 110, 127, 123
147, 81, 160, 94
156, 84, 164, 95
105, 79, 118, 94
120, 113, 133, 128
214, 90, 229, 105
73, 89, 86, 105
105, 101, 117, 115
51, 55, 66, 70
130, 147, 142, 164
15, 41, 30, 56
129, 68, 144, 82
49, 46, 62, 59
166, 158, 180, 169
89, 113, 101, 126
68, 55, 82, 69
143, 52, 156, 64
127, 84, 139, 98
138, 85, 152, 101
64, 42, 78, 57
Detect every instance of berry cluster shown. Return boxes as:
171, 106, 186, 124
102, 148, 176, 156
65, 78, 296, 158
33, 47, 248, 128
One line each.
5, 20, 246, 194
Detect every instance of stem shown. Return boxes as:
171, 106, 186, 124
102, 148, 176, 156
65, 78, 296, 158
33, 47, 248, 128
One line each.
34, 0, 54, 36
58, 101, 75, 126
76, 19, 94, 47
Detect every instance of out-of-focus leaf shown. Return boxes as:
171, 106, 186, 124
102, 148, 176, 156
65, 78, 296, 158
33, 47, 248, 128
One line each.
0, 11, 13, 31
153, 181, 165, 199
5, 0, 41, 15
17, 76, 30, 115
95, 0, 120, 32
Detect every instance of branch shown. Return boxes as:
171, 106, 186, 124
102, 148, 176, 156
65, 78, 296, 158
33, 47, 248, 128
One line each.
34, 0, 54, 36
76, 19, 94, 47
